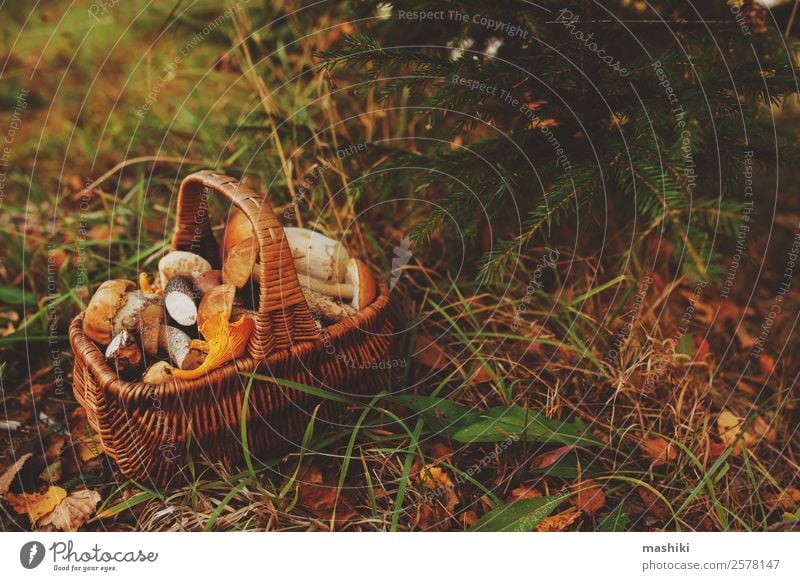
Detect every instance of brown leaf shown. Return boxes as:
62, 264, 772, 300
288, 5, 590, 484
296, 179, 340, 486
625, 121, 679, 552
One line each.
531, 446, 573, 469
413, 335, 449, 369
460, 510, 478, 528
507, 486, 542, 502
7, 486, 67, 525
428, 442, 453, 460
637, 487, 669, 520
570, 481, 605, 517
0, 453, 33, 495
537, 507, 582, 532
757, 353, 776, 375
39, 489, 101, 531
469, 362, 492, 384
717, 410, 745, 455
297, 468, 357, 526
640, 437, 677, 466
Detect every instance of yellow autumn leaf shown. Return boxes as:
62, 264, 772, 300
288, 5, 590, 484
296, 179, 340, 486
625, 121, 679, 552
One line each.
418, 465, 452, 490
39, 489, 101, 532
77, 433, 105, 462
418, 464, 459, 512
7, 486, 67, 525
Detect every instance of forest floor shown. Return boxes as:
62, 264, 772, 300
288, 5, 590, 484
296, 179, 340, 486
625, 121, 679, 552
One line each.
1, 3, 798, 532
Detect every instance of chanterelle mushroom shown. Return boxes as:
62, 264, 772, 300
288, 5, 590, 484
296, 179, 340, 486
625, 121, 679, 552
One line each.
171, 313, 254, 380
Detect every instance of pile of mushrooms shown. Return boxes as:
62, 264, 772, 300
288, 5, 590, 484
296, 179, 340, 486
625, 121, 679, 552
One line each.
81, 210, 377, 385
221, 209, 377, 324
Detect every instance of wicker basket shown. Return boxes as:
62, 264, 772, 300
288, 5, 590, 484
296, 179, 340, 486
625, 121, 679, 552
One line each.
68, 170, 392, 483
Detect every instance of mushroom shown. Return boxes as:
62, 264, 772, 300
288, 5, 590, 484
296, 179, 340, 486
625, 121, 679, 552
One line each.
83, 279, 136, 346
172, 313, 255, 380
223, 210, 350, 284
142, 360, 174, 384
158, 251, 212, 289
284, 227, 349, 283
158, 325, 205, 370
197, 283, 236, 328
111, 291, 163, 356
294, 273, 355, 299
105, 330, 143, 374
222, 208, 254, 256
164, 276, 200, 327
192, 269, 223, 296
301, 287, 356, 322
223, 237, 258, 289
138, 272, 160, 295
345, 258, 377, 311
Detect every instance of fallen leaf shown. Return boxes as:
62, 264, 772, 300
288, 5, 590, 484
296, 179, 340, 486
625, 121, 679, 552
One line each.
637, 487, 669, 520
748, 415, 776, 444
469, 362, 492, 384
297, 468, 357, 526
418, 465, 458, 512
717, 410, 746, 455
640, 437, 677, 466
757, 353, 776, 375
460, 510, 478, 528
76, 433, 105, 462
428, 442, 453, 460
570, 481, 605, 517
7, 486, 67, 525
39, 489, 101, 532
532, 446, 574, 469
0, 453, 33, 494
413, 335, 449, 369
537, 507, 582, 532
507, 486, 542, 502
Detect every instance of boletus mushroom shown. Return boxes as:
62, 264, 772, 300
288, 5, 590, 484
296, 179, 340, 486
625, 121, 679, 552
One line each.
158, 250, 213, 289
164, 276, 200, 327
197, 283, 236, 328
142, 360, 174, 384
83, 279, 136, 345
111, 291, 163, 356
345, 258, 377, 311
158, 325, 205, 371
105, 329, 143, 375
223, 210, 350, 284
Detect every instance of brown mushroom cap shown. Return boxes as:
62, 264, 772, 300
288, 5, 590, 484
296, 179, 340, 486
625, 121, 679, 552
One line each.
197, 283, 236, 328
346, 258, 377, 311
223, 208, 254, 256
83, 279, 136, 345
223, 237, 259, 288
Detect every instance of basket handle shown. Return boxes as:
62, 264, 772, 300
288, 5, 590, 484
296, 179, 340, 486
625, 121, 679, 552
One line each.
172, 170, 321, 360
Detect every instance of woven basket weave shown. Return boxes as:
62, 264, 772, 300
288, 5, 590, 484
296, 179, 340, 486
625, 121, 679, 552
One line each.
68, 170, 392, 483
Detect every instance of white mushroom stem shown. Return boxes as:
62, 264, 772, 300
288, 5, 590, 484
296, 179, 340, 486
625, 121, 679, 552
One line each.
255, 267, 355, 299
158, 325, 205, 371
105, 330, 143, 373
301, 288, 356, 321
284, 227, 350, 283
